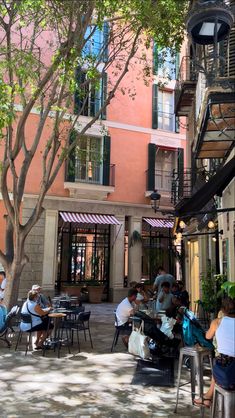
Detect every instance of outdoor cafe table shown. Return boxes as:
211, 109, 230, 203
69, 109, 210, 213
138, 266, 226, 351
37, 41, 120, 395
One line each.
43, 312, 70, 358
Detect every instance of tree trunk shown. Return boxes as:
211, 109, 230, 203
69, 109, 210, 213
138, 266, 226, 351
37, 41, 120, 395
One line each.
4, 263, 25, 309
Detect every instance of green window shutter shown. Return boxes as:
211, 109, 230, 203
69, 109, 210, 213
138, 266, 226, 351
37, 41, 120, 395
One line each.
102, 135, 111, 186
175, 116, 180, 133
74, 68, 86, 114
177, 147, 184, 197
175, 52, 180, 79
103, 22, 109, 62
66, 130, 77, 182
101, 72, 108, 120
153, 42, 158, 75
152, 84, 158, 129
147, 143, 156, 191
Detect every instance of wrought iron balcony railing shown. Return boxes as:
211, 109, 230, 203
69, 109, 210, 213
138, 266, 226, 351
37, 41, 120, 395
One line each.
146, 169, 173, 193
171, 162, 223, 206
175, 56, 198, 115
66, 162, 115, 187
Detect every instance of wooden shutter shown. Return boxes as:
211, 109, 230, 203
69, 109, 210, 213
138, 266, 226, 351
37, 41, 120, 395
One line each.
66, 130, 77, 182
175, 52, 180, 79
153, 42, 158, 75
147, 143, 156, 191
74, 68, 86, 114
103, 22, 109, 62
102, 135, 111, 186
152, 84, 158, 129
101, 72, 108, 120
177, 148, 184, 198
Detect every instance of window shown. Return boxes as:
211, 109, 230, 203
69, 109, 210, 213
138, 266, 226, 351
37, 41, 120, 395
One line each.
75, 136, 103, 184
158, 90, 175, 131
82, 23, 109, 61
153, 44, 179, 79
155, 148, 177, 192
74, 70, 107, 118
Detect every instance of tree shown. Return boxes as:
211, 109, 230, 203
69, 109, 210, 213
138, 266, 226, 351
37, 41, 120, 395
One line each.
0, 0, 187, 307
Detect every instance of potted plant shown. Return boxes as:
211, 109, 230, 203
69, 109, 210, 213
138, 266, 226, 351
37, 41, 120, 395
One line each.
200, 268, 226, 316
86, 280, 106, 303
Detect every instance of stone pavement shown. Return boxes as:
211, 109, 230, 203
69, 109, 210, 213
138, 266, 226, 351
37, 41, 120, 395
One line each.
0, 303, 211, 418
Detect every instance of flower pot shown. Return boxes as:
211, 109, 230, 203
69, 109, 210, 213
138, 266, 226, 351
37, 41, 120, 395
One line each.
88, 286, 105, 303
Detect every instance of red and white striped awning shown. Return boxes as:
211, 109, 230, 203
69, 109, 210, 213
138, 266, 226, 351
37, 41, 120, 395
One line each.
60, 212, 120, 225
143, 218, 174, 228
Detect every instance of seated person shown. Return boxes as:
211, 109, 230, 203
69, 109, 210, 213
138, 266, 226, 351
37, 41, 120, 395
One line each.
0, 271, 7, 300
134, 283, 149, 308
176, 281, 189, 308
0, 297, 7, 332
194, 296, 235, 408
156, 281, 173, 313
115, 288, 138, 347
21, 290, 53, 349
31, 284, 51, 309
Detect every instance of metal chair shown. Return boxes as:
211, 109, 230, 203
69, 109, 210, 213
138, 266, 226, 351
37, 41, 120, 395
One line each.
111, 312, 132, 352
15, 313, 34, 355
211, 384, 235, 418
0, 305, 20, 347
174, 346, 213, 414
70, 311, 93, 352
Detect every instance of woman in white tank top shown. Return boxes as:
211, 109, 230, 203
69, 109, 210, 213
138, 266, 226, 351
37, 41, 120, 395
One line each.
194, 296, 235, 408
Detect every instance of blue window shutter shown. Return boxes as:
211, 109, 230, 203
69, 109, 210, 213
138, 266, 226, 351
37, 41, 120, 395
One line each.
147, 143, 156, 191
103, 136, 111, 186
152, 84, 158, 129
103, 22, 109, 62
101, 72, 108, 120
93, 27, 101, 56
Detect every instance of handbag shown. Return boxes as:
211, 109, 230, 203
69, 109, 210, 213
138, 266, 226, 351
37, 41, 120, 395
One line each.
128, 320, 151, 359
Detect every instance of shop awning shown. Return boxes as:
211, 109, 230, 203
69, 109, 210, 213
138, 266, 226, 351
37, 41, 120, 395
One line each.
143, 218, 174, 228
60, 212, 120, 225
175, 156, 235, 218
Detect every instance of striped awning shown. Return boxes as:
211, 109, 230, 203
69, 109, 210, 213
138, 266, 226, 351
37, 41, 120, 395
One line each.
143, 218, 174, 228
60, 212, 120, 225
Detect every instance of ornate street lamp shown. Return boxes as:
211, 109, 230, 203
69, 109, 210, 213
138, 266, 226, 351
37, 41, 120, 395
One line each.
187, 0, 234, 45
186, 0, 234, 84
150, 190, 161, 213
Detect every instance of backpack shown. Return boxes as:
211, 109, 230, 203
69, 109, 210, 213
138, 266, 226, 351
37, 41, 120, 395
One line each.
182, 309, 213, 349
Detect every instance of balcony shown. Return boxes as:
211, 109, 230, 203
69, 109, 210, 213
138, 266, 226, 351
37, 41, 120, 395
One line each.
171, 163, 222, 207
64, 163, 115, 200
145, 169, 174, 207
175, 56, 197, 116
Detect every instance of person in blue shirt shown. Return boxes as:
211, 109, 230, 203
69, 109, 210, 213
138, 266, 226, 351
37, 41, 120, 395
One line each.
0, 297, 7, 332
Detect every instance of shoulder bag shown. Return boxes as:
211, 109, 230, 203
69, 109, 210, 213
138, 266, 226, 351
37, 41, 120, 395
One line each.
128, 320, 151, 359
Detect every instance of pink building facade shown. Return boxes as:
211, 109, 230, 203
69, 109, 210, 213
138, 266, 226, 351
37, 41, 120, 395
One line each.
0, 31, 186, 301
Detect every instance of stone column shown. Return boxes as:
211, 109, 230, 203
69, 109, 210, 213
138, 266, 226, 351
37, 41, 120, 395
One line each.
42, 210, 58, 292
128, 216, 142, 285
109, 215, 126, 302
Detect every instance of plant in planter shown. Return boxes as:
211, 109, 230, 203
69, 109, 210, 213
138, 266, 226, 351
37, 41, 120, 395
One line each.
201, 268, 226, 315
129, 230, 142, 247
85, 280, 106, 303
218, 280, 235, 299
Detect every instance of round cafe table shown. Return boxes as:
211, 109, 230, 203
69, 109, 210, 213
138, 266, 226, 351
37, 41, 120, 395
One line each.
43, 312, 70, 358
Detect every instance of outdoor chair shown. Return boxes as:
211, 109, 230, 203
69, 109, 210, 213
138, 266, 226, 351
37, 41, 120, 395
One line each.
69, 311, 93, 351
0, 305, 20, 347
111, 312, 132, 352
15, 313, 34, 355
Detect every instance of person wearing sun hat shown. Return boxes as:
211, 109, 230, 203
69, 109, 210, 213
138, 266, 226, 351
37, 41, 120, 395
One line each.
31, 284, 51, 309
